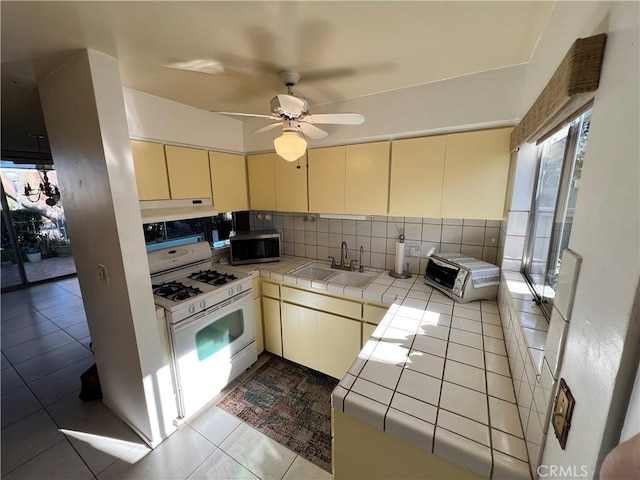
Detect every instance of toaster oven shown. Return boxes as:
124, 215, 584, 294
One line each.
424, 253, 499, 303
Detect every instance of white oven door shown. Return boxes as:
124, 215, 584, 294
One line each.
169, 289, 256, 418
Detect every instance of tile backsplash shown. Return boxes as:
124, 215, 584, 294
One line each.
249, 211, 502, 274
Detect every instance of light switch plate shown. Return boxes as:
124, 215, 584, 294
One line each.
97, 264, 109, 284
552, 378, 575, 449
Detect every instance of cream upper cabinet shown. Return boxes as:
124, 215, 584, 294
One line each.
209, 151, 248, 212
164, 145, 212, 200
441, 127, 512, 219
275, 153, 308, 212
247, 153, 277, 210
389, 136, 446, 217
308, 146, 346, 213
130, 140, 170, 200
345, 142, 390, 215
317, 312, 361, 379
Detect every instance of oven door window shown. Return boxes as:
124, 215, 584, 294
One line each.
195, 309, 244, 361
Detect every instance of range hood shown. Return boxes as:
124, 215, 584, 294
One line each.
140, 198, 217, 223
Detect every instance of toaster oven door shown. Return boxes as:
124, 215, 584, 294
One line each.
425, 257, 460, 289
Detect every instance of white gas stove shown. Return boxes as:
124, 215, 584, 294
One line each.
148, 242, 252, 322
148, 241, 257, 419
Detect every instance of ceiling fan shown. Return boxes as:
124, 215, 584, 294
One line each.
215, 70, 365, 162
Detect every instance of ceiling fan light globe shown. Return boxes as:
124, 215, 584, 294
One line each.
274, 131, 307, 162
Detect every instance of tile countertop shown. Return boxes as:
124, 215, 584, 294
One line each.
221, 256, 531, 479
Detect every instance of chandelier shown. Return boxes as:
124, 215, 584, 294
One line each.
24, 167, 60, 206
22, 134, 60, 207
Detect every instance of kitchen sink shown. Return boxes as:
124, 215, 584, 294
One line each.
291, 263, 378, 287
326, 271, 378, 288
292, 264, 336, 280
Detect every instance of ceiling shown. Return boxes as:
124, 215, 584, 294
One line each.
1, 1, 554, 120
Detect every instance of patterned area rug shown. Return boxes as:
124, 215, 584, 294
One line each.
217, 356, 338, 472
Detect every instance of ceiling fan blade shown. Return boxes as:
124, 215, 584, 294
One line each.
299, 123, 328, 140
213, 112, 279, 120
303, 113, 365, 125
164, 59, 224, 75
251, 122, 282, 134
300, 67, 358, 82
275, 94, 306, 117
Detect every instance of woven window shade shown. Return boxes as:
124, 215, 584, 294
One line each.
510, 33, 607, 152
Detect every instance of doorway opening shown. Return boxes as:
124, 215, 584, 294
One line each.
1, 161, 76, 290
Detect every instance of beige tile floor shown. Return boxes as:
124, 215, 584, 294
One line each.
1, 277, 330, 480
1, 255, 77, 288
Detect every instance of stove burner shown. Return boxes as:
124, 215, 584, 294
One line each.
152, 281, 202, 302
189, 270, 238, 286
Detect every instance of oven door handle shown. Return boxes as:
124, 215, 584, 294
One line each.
172, 289, 253, 332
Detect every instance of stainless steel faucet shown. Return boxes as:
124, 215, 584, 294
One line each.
340, 241, 349, 268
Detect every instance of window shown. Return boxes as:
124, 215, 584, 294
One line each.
523, 109, 591, 316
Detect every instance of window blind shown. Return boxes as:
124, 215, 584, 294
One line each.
510, 33, 607, 152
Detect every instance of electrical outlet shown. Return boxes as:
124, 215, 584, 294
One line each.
97, 264, 109, 284
408, 244, 421, 258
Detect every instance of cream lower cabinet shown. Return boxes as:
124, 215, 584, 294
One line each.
281, 303, 319, 370
281, 285, 362, 379
333, 409, 484, 480
318, 312, 361, 379
262, 295, 282, 356
253, 278, 264, 355
281, 302, 361, 379
362, 322, 377, 346
257, 281, 388, 380
254, 297, 264, 355
362, 303, 387, 346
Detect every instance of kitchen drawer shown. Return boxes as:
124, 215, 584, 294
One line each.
262, 281, 280, 299
282, 286, 362, 320
363, 304, 389, 325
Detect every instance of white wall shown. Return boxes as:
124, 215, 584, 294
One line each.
621, 354, 640, 443
123, 88, 244, 153
521, 2, 611, 112
39, 50, 178, 446
123, 61, 525, 157
531, 2, 640, 476
243, 65, 526, 153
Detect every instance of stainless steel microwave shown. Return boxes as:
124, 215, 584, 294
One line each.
229, 229, 281, 265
